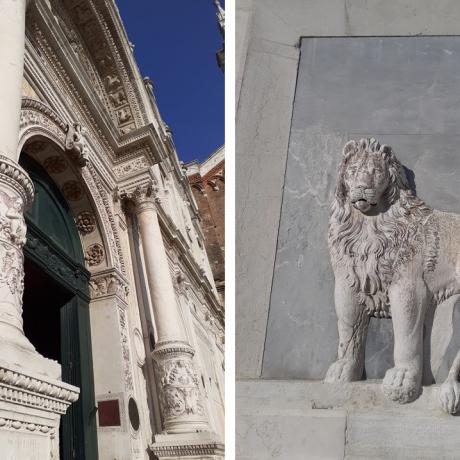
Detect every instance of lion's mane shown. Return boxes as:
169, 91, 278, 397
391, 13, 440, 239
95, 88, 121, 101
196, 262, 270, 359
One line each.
328, 138, 436, 317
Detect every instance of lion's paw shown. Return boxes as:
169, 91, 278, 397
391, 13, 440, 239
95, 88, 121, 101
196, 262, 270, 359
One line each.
382, 366, 421, 404
439, 380, 460, 414
325, 359, 361, 383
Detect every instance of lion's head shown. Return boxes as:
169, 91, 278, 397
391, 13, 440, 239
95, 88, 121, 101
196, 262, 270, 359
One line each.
328, 138, 433, 317
335, 138, 410, 215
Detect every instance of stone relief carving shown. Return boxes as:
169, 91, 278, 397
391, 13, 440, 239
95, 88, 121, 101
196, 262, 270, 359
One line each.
325, 138, 460, 414
43, 155, 68, 174
89, 271, 129, 301
118, 305, 134, 391
62, 180, 84, 202
85, 243, 105, 266
65, 122, 89, 166
156, 357, 204, 417
76, 211, 96, 235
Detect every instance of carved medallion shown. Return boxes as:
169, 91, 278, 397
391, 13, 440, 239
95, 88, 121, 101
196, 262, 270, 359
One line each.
85, 243, 104, 266
62, 181, 83, 202
76, 211, 96, 235
43, 156, 68, 174
24, 141, 46, 155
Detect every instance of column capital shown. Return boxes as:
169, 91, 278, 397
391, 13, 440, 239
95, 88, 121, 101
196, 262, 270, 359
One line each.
119, 180, 160, 214
0, 155, 34, 213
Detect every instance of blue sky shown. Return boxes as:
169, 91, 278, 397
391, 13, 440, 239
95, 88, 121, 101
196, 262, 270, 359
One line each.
115, 0, 225, 163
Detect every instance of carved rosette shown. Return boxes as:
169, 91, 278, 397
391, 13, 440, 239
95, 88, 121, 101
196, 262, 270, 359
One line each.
153, 342, 208, 433
0, 155, 34, 329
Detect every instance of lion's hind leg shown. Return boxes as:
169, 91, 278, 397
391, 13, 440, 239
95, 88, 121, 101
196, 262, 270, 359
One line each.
439, 349, 460, 414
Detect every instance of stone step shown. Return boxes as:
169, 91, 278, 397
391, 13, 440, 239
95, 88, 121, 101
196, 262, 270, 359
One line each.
237, 380, 460, 460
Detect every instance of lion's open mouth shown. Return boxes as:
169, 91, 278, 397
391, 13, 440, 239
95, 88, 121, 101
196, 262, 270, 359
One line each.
352, 198, 376, 212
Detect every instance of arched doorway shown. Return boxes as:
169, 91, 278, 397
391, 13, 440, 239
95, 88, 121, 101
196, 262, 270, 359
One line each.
20, 153, 98, 460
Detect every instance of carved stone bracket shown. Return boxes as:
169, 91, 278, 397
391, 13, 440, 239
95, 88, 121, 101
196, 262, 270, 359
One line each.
65, 122, 89, 166
152, 341, 208, 434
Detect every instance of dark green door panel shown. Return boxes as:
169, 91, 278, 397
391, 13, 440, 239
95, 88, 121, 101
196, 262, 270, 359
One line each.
20, 153, 99, 460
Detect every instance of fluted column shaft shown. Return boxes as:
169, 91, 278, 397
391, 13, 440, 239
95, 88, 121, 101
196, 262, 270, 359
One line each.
128, 184, 209, 434
0, 0, 27, 162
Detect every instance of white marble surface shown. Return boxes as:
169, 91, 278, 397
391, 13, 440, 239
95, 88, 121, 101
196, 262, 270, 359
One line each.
237, 380, 460, 460
236, 0, 460, 380
263, 37, 460, 381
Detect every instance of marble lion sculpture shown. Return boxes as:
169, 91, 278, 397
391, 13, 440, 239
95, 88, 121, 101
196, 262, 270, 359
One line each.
325, 137, 460, 414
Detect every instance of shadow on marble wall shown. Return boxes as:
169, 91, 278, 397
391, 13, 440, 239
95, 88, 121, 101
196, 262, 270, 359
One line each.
262, 36, 460, 382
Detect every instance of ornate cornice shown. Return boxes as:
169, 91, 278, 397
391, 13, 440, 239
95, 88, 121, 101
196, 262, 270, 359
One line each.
0, 363, 79, 415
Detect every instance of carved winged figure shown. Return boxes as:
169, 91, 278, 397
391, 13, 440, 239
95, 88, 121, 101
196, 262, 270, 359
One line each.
325, 138, 460, 414
65, 122, 89, 166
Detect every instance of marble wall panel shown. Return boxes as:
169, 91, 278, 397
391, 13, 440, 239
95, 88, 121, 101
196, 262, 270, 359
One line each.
263, 36, 460, 380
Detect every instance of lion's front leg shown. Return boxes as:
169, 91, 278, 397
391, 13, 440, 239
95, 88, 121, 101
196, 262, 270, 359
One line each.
382, 279, 427, 404
325, 278, 369, 383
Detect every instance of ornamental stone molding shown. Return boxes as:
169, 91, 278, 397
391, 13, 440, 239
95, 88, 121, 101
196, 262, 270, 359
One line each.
325, 138, 460, 415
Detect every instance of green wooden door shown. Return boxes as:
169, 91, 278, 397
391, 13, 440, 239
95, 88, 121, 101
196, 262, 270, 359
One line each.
20, 154, 98, 460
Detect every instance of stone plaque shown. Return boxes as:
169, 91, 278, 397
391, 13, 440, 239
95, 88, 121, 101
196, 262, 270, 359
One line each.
263, 37, 460, 381
0, 428, 50, 459
98, 399, 121, 427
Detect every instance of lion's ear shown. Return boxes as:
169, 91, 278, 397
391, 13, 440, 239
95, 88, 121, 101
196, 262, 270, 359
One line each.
343, 140, 357, 158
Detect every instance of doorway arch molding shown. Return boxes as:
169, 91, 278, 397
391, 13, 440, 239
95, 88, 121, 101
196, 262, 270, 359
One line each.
18, 96, 128, 282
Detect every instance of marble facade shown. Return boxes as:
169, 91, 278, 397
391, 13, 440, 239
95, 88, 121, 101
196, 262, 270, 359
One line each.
0, 0, 225, 459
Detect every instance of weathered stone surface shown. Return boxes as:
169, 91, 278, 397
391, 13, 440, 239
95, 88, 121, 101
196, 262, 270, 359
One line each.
263, 36, 460, 381
237, 380, 460, 460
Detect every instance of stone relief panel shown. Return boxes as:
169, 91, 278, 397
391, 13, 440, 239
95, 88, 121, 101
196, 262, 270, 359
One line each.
155, 357, 204, 418
263, 37, 460, 384
324, 138, 460, 414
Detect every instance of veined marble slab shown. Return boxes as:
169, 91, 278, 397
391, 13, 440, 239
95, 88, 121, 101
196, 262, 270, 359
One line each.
263, 36, 460, 381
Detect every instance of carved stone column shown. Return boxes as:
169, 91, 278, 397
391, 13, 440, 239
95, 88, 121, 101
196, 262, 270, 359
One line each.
0, 155, 61, 378
123, 183, 209, 434
0, 0, 27, 162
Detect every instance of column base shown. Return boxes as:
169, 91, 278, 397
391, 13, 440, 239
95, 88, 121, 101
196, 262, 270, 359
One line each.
0, 359, 79, 460
150, 432, 224, 459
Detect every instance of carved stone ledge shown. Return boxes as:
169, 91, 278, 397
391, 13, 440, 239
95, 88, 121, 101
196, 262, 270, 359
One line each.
0, 361, 79, 415
150, 437, 224, 459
